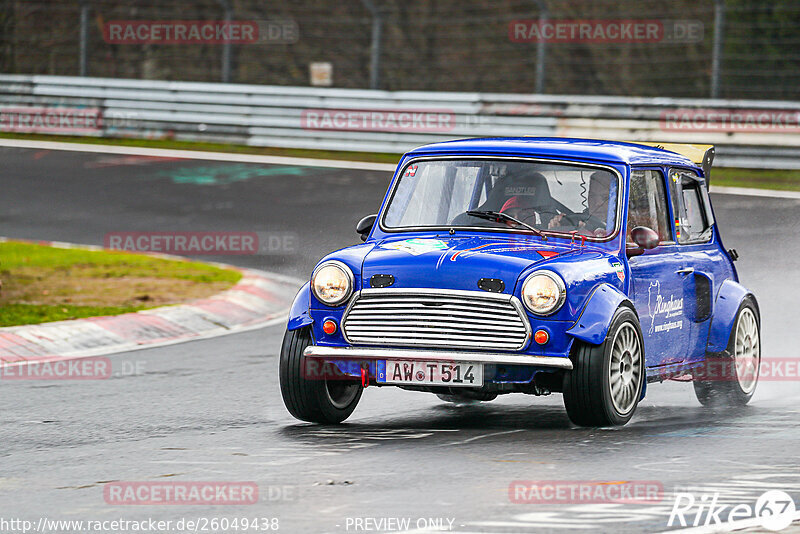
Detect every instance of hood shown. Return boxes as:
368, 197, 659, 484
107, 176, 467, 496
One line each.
361, 235, 572, 293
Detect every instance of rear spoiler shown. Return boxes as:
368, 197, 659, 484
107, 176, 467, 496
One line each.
624, 142, 715, 183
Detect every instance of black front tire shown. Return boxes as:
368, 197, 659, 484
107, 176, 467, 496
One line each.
279, 327, 362, 424
562, 306, 645, 427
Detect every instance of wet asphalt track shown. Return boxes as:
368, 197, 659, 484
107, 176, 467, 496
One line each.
1, 146, 800, 533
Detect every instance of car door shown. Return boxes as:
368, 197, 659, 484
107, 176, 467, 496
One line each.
667, 168, 719, 363
626, 168, 688, 368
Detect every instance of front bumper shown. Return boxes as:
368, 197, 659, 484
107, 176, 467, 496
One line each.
303, 346, 573, 370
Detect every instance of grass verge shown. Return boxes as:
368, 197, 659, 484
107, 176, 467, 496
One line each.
0, 240, 241, 327
712, 168, 800, 192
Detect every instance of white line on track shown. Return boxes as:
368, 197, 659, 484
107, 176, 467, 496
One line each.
440, 429, 525, 446
0, 138, 399, 172
5, 138, 800, 200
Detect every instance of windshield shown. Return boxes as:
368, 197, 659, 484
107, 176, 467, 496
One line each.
382, 159, 620, 238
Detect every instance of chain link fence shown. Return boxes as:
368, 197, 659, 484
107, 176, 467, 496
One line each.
1, 0, 799, 100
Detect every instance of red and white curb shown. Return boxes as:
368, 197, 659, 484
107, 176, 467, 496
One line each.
0, 239, 302, 367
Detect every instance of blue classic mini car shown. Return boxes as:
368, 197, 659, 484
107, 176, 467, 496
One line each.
279, 138, 761, 426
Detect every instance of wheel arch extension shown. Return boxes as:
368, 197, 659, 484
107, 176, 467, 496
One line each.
287, 282, 313, 331
706, 280, 760, 353
566, 283, 638, 346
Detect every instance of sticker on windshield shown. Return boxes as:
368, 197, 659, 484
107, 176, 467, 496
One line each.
383, 238, 448, 256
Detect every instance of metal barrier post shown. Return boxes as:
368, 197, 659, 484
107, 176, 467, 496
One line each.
534, 0, 547, 94
711, 0, 725, 98
79, 1, 89, 77
361, 0, 383, 90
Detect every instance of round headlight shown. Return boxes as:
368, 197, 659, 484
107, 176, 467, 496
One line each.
521, 271, 566, 315
311, 261, 354, 306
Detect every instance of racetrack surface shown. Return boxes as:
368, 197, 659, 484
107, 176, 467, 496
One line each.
1, 146, 799, 533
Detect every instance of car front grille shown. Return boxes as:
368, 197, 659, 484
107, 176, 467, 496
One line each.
341, 288, 531, 351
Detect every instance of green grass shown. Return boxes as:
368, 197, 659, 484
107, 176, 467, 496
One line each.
712, 168, 800, 192
0, 240, 241, 327
0, 241, 241, 283
0, 303, 149, 327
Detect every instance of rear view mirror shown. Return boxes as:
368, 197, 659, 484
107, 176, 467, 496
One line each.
629, 226, 660, 254
356, 214, 377, 241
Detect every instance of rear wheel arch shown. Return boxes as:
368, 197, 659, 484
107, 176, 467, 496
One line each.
694, 295, 760, 406
706, 280, 759, 354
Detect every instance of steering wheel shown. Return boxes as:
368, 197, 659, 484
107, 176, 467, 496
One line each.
513, 207, 580, 227
580, 213, 607, 231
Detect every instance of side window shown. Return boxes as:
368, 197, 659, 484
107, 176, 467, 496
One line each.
669, 170, 713, 243
627, 170, 671, 244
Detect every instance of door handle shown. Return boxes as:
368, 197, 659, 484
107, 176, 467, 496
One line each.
676, 267, 695, 275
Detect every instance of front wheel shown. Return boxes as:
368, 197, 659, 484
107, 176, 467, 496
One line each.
693, 298, 760, 407
279, 327, 362, 424
562, 307, 645, 427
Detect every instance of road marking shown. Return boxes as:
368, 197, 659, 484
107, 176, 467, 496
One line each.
5, 139, 800, 200
440, 429, 525, 446
0, 138, 398, 172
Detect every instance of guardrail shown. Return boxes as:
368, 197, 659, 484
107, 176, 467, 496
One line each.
1, 74, 799, 169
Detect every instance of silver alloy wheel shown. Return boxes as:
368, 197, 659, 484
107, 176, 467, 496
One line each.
325, 380, 360, 409
609, 323, 643, 415
734, 308, 760, 394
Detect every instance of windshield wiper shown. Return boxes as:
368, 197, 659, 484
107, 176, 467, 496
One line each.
466, 210, 547, 240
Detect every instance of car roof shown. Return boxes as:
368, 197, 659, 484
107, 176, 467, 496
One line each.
405, 137, 700, 169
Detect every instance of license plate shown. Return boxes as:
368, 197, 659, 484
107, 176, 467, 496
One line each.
377, 360, 483, 387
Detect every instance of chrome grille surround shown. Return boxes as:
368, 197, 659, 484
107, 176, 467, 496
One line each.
341, 288, 532, 351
